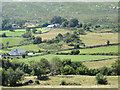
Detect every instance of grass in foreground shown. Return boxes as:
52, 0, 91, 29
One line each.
4, 75, 118, 88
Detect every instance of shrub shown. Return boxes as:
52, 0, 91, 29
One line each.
60, 80, 66, 85
99, 67, 112, 75
111, 59, 120, 75
61, 65, 75, 75
71, 50, 80, 55
96, 73, 108, 85
22, 53, 26, 58
35, 80, 40, 84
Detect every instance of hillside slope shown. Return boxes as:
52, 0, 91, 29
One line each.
2, 2, 118, 25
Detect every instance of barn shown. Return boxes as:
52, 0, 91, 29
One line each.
9, 49, 26, 56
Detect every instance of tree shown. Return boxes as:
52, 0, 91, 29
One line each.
33, 67, 45, 78
26, 27, 31, 32
62, 21, 69, 27
111, 59, 120, 75
2, 33, 7, 37
96, 73, 108, 85
22, 53, 26, 58
50, 57, 62, 75
61, 65, 75, 75
55, 33, 63, 42
69, 18, 79, 27
22, 32, 32, 38
2, 68, 24, 86
100, 67, 112, 75
74, 44, 80, 49
32, 28, 37, 34
40, 58, 50, 69
62, 59, 72, 66
9, 28, 15, 32
50, 16, 63, 24
106, 40, 110, 45
6, 42, 9, 48
71, 50, 80, 55
33, 37, 42, 44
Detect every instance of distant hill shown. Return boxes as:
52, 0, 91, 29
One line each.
2, 2, 118, 25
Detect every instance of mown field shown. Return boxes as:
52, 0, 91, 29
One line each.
80, 33, 118, 46
0, 37, 24, 46
60, 45, 119, 54
8, 44, 42, 51
18, 54, 117, 63
35, 28, 71, 40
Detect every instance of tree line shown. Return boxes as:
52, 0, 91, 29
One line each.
1, 57, 120, 86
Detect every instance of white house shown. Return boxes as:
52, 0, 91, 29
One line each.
47, 24, 60, 29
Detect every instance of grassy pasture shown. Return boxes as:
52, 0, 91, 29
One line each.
0, 30, 24, 36
8, 44, 45, 51
83, 58, 117, 69
0, 37, 24, 46
13, 75, 118, 88
59, 45, 119, 54
35, 28, 71, 40
80, 33, 118, 46
0, 50, 10, 53
18, 54, 117, 63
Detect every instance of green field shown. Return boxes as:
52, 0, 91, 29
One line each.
60, 45, 119, 54
0, 37, 24, 46
18, 54, 117, 63
0, 31, 24, 36
8, 44, 45, 51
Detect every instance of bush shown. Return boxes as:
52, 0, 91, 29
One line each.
71, 50, 80, 55
60, 80, 67, 85
61, 65, 75, 75
22, 53, 26, 58
111, 59, 120, 75
2, 68, 24, 86
35, 80, 40, 84
99, 67, 112, 75
96, 73, 108, 85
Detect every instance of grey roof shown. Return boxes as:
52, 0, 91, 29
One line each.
9, 49, 26, 56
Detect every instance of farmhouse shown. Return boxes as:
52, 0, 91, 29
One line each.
12, 24, 18, 28
9, 49, 26, 56
47, 24, 60, 29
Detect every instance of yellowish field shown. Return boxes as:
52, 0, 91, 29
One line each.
4, 75, 118, 88
83, 58, 117, 69
80, 33, 118, 46
35, 29, 71, 40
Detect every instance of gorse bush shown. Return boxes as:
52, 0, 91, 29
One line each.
111, 59, 120, 75
96, 73, 108, 85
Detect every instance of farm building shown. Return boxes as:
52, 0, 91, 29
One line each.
9, 49, 26, 56
12, 24, 18, 28
47, 24, 60, 29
